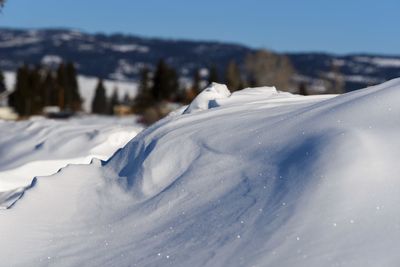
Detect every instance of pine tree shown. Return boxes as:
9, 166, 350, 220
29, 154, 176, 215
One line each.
56, 63, 67, 110
152, 59, 179, 102
208, 65, 219, 85
152, 59, 168, 101
298, 82, 308, 95
109, 87, 119, 115
55, 62, 81, 111
0, 69, 6, 93
134, 67, 153, 112
65, 62, 81, 111
225, 60, 242, 91
42, 70, 58, 106
167, 67, 179, 101
91, 78, 107, 114
28, 66, 44, 114
122, 92, 131, 105
9, 65, 30, 116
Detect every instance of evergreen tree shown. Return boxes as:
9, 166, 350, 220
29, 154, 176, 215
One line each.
65, 62, 81, 111
42, 70, 58, 106
109, 87, 119, 115
298, 82, 308, 95
9, 65, 30, 116
134, 67, 153, 112
208, 65, 219, 85
152, 59, 179, 102
224, 60, 242, 91
56, 63, 67, 110
55, 62, 81, 111
0, 69, 6, 93
91, 78, 107, 114
167, 67, 179, 101
28, 66, 44, 114
122, 92, 131, 105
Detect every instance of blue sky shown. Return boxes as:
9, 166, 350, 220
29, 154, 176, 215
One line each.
1, 0, 399, 54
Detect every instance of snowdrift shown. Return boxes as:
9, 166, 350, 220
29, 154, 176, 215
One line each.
1, 79, 400, 266
0, 116, 142, 209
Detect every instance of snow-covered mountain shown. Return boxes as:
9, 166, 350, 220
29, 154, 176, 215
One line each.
1, 28, 400, 92
0, 28, 249, 81
289, 53, 400, 91
1, 79, 400, 266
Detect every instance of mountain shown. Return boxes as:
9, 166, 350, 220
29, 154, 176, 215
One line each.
0, 28, 250, 81
289, 52, 400, 91
1, 28, 400, 92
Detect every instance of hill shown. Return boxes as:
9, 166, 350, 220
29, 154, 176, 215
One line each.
1, 28, 400, 92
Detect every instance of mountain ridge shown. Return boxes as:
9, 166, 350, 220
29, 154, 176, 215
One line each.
1, 27, 400, 92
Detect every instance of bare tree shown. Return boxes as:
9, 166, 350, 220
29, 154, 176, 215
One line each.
245, 50, 295, 91
224, 60, 243, 91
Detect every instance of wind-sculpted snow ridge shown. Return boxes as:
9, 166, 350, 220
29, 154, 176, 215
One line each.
0, 116, 143, 209
2, 79, 400, 266
0, 178, 36, 210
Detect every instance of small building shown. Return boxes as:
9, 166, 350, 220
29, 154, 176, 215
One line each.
113, 104, 132, 116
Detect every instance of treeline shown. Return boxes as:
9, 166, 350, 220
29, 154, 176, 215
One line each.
91, 79, 129, 115
2, 53, 295, 120
132, 52, 295, 123
8, 63, 81, 116
3, 49, 344, 121
132, 60, 222, 123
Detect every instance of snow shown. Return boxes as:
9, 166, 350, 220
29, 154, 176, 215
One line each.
355, 56, 400, 67
184, 82, 231, 113
41, 55, 63, 66
109, 44, 149, 53
1, 79, 400, 266
0, 116, 143, 209
98, 42, 150, 53
0, 36, 42, 48
78, 75, 137, 111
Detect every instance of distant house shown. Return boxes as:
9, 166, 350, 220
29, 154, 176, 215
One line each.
113, 104, 132, 116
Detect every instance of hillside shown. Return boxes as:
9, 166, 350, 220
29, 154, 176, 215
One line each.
1, 80, 400, 266
1, 28, 400, 92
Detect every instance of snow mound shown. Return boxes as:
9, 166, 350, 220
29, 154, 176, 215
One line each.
0, 116, 143, 209
2, 80, 400, 266
183, 82, 231, 114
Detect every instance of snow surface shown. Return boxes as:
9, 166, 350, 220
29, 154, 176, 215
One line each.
0, 116, 143, 209
1, 79, 400, 266
184, 82, 231, 114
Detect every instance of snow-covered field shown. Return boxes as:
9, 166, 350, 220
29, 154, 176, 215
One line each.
1, 80, 400, 266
